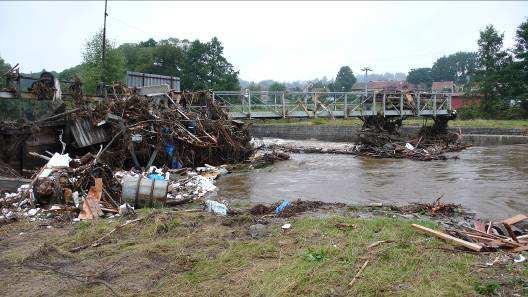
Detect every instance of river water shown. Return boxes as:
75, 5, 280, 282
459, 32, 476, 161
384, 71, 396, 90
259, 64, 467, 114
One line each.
216, 142, 528, 219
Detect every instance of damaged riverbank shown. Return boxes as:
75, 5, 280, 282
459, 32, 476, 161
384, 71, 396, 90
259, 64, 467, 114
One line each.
0, 201, 527, 296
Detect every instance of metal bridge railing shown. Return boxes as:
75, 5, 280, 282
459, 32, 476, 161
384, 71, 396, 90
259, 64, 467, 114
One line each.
211, 90, 453, 119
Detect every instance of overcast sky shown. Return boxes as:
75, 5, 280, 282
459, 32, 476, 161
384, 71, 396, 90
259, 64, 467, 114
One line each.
1, 1, 526, 81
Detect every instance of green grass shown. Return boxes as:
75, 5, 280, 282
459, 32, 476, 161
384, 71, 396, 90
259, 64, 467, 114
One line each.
1, 210, 526, 296
255, 117, 528, 129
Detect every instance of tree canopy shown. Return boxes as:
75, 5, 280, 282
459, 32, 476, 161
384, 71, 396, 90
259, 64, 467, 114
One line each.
117, 37, 239, 91
332, 66, 356, 91
474, 25, 510, 115
431, 52, 478, 85
59, 34, 239, 94
0, 56, 11, 88
268, 82, 286, 92
406, 67, 432, 88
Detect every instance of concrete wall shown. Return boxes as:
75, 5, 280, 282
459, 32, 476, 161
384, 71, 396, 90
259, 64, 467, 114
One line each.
251, 125, 528, 146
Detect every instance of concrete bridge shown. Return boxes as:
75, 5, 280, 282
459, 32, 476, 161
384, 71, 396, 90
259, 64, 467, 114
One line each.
211, 90, 454, 120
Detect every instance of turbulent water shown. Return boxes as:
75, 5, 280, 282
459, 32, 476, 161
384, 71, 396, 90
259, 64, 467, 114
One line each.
216, 142, 528, 220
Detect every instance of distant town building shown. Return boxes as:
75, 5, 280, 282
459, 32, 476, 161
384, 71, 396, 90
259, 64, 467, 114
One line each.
451, 93, 481, 109
352, 81, 417, 92
432, 81, 454, 93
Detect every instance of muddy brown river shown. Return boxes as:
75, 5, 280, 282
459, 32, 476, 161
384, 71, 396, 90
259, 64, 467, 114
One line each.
216, 142, 528, 219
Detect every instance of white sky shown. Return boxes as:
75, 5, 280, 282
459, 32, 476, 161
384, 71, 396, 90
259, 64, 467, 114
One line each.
1, 1, 526, 81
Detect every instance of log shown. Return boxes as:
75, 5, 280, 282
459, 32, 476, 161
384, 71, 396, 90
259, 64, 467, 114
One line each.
412, 224, 483, 252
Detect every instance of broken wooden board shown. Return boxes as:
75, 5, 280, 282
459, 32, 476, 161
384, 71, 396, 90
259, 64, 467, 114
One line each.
502, 214, 528, 242
412, 224, 483, 252
78, 178, 103, 220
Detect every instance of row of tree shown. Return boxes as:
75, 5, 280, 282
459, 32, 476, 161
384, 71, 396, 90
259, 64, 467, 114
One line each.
58, 32, 239, 93
245, 66, 359, 93
406, 52, 478, 88
407, 20, 528, 117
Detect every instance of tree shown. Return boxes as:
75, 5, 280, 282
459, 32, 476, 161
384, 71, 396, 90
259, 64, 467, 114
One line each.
474, 25, 510, 115
247, 82, 261, 91
0, 56, 11, 88
406, 68, 432, 89
431, 52, 478, 85
513, 19, 528, 115
119, 37, 239, 91
332, 66, 356, 91
268, 82, 286, 92
81, 30, 126, 93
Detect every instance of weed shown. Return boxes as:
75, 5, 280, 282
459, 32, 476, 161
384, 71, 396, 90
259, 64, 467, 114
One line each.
474, 281, 501, 295
303, 248, 328, 262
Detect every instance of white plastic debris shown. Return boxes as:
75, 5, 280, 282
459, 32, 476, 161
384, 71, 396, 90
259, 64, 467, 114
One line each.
204, 200, 228, 216
514, 254, 526, 263
405, 143, 415, 151
72, 191, 80, 208
118, 203, 134, 216
281, 223, 292, 230
27, 208, 40, 217
39, 153, 72, 177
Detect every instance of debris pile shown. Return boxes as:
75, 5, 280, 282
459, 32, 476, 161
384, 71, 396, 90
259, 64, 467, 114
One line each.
400, 197, 462, 216
0, 78, 292, 224
74, 90, 252, 169
250, 199, 345, 217
0, 155, 226, 223
357, 116, 469, 161
414, 214, 528, 252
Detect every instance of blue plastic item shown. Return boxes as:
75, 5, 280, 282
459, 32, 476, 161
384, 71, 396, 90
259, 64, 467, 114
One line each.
165, 144, 174, 156
147, 173, 165, 181
171, 158, 182, 169
275, 200, 291, 214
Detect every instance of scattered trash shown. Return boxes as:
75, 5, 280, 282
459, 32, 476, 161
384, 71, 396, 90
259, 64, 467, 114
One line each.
513, 254, 526, 263
78, 178, 104, 220
204, 199, 228, 216
275, 200, 291, 215
118, 203, 135, 216
405, 143, 415, 151
281, 223, 292, 230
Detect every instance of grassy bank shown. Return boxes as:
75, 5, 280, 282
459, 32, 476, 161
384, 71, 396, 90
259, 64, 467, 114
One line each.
1, 208, 526, 296
255, 118, 528, 129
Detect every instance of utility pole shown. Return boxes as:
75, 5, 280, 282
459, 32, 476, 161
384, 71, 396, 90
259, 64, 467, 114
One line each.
101, 0, 108, 88
360, 67, 372, 97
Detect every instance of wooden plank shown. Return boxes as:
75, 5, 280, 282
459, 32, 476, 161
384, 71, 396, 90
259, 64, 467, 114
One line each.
503, 224, 519, 242
512, 245, 528, 252
502, 214, 528, 226
412, 224, 483, 252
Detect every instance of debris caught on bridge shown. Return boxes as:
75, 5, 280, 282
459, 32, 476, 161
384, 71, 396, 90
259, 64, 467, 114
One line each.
357, 114, 469, 161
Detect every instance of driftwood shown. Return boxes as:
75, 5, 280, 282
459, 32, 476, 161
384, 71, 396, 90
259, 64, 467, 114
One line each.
412, 224, 483, 252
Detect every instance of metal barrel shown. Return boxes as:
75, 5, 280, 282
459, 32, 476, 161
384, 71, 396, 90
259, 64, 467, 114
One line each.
121, 175, 168, 208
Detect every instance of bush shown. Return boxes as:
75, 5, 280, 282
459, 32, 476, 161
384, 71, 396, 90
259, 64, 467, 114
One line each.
457, 105, 482, 119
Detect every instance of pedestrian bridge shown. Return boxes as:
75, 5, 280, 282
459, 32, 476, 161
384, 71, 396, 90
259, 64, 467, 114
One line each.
210, 90, 454, 119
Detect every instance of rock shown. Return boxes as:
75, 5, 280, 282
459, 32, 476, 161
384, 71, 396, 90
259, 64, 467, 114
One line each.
249, 224, 268, 239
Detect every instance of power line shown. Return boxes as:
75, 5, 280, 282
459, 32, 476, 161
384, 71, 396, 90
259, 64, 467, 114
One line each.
108, 15, 151, 36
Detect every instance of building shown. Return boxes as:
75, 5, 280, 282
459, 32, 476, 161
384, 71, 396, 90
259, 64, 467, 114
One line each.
432, 81, 454, 93
351, 81, 417, 92
451, 93, 481, 109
